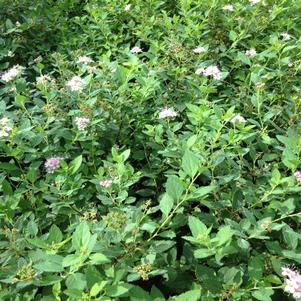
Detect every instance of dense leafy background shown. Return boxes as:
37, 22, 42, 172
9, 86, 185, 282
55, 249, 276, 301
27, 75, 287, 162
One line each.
1, 0, 301, 300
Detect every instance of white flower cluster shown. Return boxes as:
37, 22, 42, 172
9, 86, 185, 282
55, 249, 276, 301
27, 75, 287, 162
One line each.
282, 267, 301, 299
75, 117, 90, 131
230, 114, 246, 124
223, 5, 234, 11
245, 49, 257, 56
158, 107, 178, 119
195, 65, 222, 80
99, 179, 113, 188
193, 46, 206, 53
249, 0, 261, 5
66, 76, 84, 92
124, 4, 131, 11
0, 117, 12, 137
1, 65, 23, 82
77, 56, 93, 65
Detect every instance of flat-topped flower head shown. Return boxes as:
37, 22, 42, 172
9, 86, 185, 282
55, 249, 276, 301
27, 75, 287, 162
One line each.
245, 49, 257, 56
158, 107, 178, 119
124, 4, 131, 11
230, 114, 246, 124
223, 5, 234, 11
282, 266, 301, 299
45, 156, 63, 173
75, 117, 90, 131
1, 65, 23, 82
0, 117, 12, 137
196, 65, 222, 80
77, 56, 93, 65
99, 179, 113, 188
66, 76, 84, 92
130, 46, 142, 54
193, 46, 206, 53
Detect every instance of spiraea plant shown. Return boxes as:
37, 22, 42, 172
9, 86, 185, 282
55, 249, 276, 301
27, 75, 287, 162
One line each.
0, 0, 301, 300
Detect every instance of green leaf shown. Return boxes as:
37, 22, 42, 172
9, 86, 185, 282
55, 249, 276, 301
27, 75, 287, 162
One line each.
69, 155, 82, 174
188, 185, 217, 200
181, 149, 199, 177
248, 256, 263, 280
90, 281, 107, 297
194, 248, 215, 259
166, 175, 184, 201
173, 289, 201, 301
120, 149, 131, 162
72, 221, 90, 249
211, 226, 234, 246
129, 286, 151, 301
48, 224, 63, 244
159, 193, 174, 216
34, 254, 64, 272
188, 216, 207, 238
62, 254, 82, 267
252, 288, 274, 301
106, 283, 132, 297
89, 253, 110, 265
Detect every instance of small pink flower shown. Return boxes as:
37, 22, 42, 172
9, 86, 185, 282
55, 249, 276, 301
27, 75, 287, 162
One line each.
45, 156, 63, 173
75, 117, 90, 131
282, 266, 301, 299
99, 179, 113, 188
130, 46, 142, 54
294, 171, 301, 184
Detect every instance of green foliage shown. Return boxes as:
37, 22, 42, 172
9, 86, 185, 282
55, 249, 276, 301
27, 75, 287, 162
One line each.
1, 0, 301, 300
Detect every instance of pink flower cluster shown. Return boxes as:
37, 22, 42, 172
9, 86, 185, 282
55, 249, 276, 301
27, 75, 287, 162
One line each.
75, 117, 89, 131
282, 267, 301, 299
130, 46, 142, 54
45, 156, 63, 173
294, 171, 301, 184
195, 65, 222, 80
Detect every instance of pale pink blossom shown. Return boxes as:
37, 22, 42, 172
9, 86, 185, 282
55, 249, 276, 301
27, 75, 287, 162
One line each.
130, 46, 142, 54
282, 266, 301, 299
245, 49, 257, 57
294, 171, 301, 184
99, 179, 113, 188
66, 76, 84, 92
75, 117, 90, 131
1, 65, 23, 82
223, 5, 234, 11
158, 107, 178, 119
45, 156, 63, 173
193, 47, 206, 54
